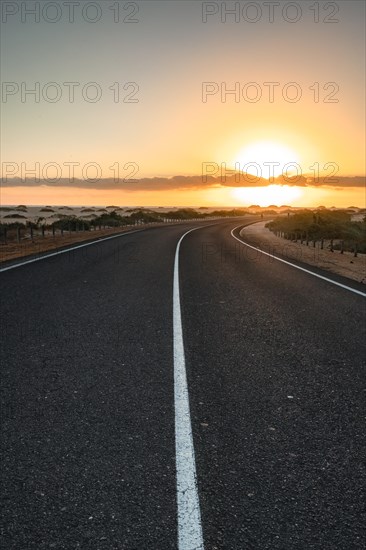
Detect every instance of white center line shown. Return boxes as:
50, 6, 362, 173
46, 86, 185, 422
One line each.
173, 227, 204, 550
231, 225, 366, 298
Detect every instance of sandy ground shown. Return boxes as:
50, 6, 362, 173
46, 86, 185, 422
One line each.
240, 221, 366, 285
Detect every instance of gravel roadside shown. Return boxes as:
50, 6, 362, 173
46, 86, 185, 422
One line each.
240, 221, 366, 284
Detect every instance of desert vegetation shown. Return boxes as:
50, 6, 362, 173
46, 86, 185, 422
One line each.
0, 206, 254, 244
266, 209, 366, 255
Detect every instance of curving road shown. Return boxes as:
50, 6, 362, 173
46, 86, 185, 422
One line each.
1, 219, 365, 549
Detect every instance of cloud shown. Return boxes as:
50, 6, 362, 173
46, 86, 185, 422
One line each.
306, 176, 366, 188
1, 175, 365, 190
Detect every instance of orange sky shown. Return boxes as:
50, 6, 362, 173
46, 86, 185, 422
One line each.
1, 1, 365, 208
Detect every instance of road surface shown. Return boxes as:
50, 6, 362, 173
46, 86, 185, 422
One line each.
1, 220, 365, 549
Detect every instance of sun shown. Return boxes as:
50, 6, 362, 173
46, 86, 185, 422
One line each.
231, 184, 303, 207
233, 141, 300, 180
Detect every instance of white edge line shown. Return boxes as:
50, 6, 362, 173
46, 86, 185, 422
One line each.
0, 219, 227, 274
231, 225, 366, 298
174, 226, 204, 550
0, 229, 144, 273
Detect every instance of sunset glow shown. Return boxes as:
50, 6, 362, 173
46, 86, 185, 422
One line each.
231, 185, 304, 207
1, 1, 365, 208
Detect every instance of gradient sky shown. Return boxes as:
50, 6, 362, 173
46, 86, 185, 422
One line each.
1, 0, 365, 206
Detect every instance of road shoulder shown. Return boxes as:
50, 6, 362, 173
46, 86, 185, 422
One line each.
240, 221, 366, 285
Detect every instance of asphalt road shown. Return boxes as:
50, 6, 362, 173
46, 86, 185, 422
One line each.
1, 219, 365, 549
